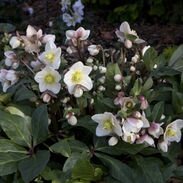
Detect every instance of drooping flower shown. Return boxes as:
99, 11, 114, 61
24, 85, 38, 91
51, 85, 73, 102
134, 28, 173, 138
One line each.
63, 61, 93, 97
148, 122, 164, 138
66, 27, 90, 46
0, 69, 18, 92
4, 51, 19, 69
115, 21, 145, 48
38, 42, 61, 69
92, 112, 122, 137
164, 119, 183, 143
136, 134, 155, 147
34, 66, 61, 94
139, 96, 149, 110
157, 140, 168, 152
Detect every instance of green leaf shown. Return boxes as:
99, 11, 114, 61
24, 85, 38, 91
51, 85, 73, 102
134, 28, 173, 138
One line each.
169, 45, 183, 72
142, 77, 153, 92
72, 158, 95, 181
0, 139, 28, 176
14, 86, 37, 102
67, 139, 89, 153
32, 105, 49, 146
152, 101, 164, 121
50, 140, 71, 157
134, 156, 164, 183
143, 47, 158, 71
18, 150, 50, 183
131, 78, 142, 96
0, 23, 16, 33
95, 153, 135, 183
95, 138, 144, 155
172, 91, 183, 114
77, 116, 97, 133
0, 110, 32, 147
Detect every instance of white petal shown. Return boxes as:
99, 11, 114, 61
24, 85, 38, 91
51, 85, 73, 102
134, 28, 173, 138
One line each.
45, 41, 57, 50
158, 141, 168, 152
92, 114, 105, 123
70, 61, 83, 71
66, 30, 75, 39
42, 34, 56, 44
120, 21, 131, 34
82, 65, 92, 75
96, 125, 111, 137
26, 25, 37, 37
80, 76, 93, 90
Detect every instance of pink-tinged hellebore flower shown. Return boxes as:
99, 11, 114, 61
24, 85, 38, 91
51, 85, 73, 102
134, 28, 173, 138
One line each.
63, 61, 93, 97
164, 119, 183, 143
92, 112, 122, 137
0, 69, 18, 92
148, 122, 164, 138
136, 134, 155, 147
4, 51, 19, 69
34, 66, 61, 94
66, 27, 90, 46
38, 42, 61, 69
123, 117, 144, 133
114, 92, 125, 105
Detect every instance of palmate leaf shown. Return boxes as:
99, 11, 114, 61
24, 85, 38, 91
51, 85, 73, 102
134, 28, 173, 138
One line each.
0, 110, 32, 148
18, 150, 50, 183
95, 153, 135, 183
31, 105, 49, 146
0, 139, 28, 176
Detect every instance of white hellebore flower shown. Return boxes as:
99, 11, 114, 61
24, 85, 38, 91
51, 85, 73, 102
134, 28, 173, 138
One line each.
88, 45, 100, 56
34, 66, 61, 94
115, 21, 145, 48
122, 132, 137, 144
66, 27, 90, 46
39, 42, 61, 69
0, 69, 18, 92
148, 122, 164, 138
9, 36, 21, 49
92, 112, 122, 137
164, 119, 183, 143
63, 61, 93, 96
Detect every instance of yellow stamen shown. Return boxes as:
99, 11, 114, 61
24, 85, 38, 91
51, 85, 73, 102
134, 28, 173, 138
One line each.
44, 74, 55, 84
103, 119, 114, 130
71, 70, 83, 83
45, 52, 55, 63
166, 128, 176, 137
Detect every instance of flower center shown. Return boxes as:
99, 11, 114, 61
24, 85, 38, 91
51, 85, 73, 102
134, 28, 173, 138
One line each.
166, 128, 176, 137
45, 52, 55, 63
44, 74, 55, 84
103, 119, 114, 130
71, 70, 83, 83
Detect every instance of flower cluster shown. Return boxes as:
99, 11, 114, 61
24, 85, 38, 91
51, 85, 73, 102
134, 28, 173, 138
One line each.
0, 22, 182, 155
61, 0, 84, 27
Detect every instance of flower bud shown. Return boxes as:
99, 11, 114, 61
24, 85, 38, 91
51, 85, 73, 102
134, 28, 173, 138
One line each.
153, 64, 157, 69
98, 85, 105, 91
88, 45, 100, 56
124, 39, 132, 49
130, 66, 136, 72
93, 65, 98, 71
99, 66, 107, 73
74, 87, 83, 98
86, 57, 93, 64
43, 93, 51, 103
157, 140, 168, 152
114, 74, 122, 82
131, 54, 139, 63
68, 115, 77, 126
108, 136, 118, 146
115, 85, 121, 91
9, 36, 21, 49
99, 76, 105, 84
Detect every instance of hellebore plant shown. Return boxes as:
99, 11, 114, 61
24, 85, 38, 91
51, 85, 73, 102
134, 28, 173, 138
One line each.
0, 22, 183, 183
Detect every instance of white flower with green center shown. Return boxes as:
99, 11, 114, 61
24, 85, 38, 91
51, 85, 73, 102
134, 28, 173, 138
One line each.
92, 112, 122, 137
63, 61, 93, 95
39, 42, 61, 69
164, 119, 183, 143
34, 66, 61, 94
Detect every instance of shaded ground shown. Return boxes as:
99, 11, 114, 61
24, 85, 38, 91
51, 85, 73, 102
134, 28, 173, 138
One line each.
18, 0, 183, 51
